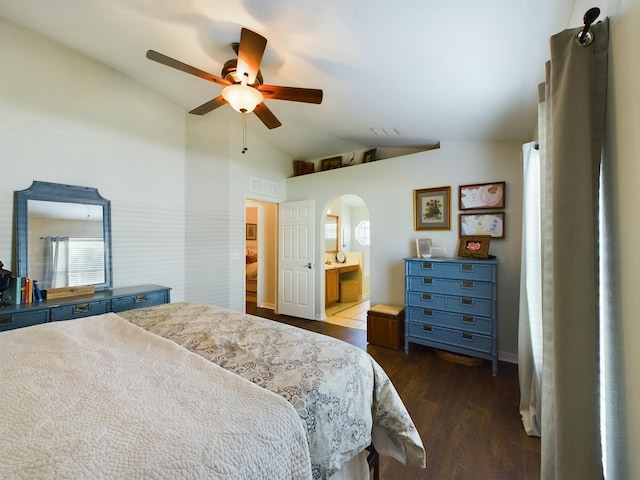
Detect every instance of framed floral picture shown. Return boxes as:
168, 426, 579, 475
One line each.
414, 186, 451, 230
459, 181, 505, 210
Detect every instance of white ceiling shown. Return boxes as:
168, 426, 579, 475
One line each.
0, 0, 618, 160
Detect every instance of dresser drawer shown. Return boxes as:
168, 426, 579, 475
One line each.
51, 300, 110, 321
407, 306, 492, 335
407, 260, 495, 281
408, 323, 493, 354
445, 295, 495, 317
408, 276, 496, 300
0, 310, 49, 332
111, 290, 168, 312
406, 291, 447, 310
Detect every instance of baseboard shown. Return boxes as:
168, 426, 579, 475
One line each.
499, 351, 518, 364
260, 301, 276, 311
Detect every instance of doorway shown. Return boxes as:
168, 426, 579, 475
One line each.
245, 199, 278, 311
323, 194, 370, 329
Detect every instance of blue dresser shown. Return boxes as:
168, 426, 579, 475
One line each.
404, 257, 499, 375
0, 284, 171, 332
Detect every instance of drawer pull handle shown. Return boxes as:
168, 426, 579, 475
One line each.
461, 298, 474, 306
422, 325, 433, 332
134, 295, 148, 303
422, 278, 433, 285
422, 262, 433, 269
0, 315, 11, 325
421, 293, 432, 301
462, 280, 474, 288
422, 309, 433, 317
462, 315, 475, 323
461, 264, 473, 272
74, 304, 90, 313
462, 332, 474, 341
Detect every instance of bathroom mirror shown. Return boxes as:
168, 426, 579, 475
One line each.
15, 181, 112, 291
325, 214, 339, 253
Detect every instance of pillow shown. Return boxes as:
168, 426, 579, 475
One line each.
247, 247, 258, 257
246, 254, 257, 264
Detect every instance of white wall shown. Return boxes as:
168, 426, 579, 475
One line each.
184, 115, 231, 305
0, 18, 187, 299
286, 141, 523, 360
607, 2, 640, 477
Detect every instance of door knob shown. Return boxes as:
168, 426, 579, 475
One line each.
307, 262, 313, 269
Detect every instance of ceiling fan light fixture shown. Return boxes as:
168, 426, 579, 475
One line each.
221, 84, 263, 113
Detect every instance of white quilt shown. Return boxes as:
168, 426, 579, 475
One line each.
0, 313, 312, 480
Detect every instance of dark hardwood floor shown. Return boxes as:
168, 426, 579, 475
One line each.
247, 302, 541, 480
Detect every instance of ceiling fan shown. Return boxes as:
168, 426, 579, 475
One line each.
146, 27, 323, 130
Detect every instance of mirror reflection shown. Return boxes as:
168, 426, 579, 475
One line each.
27, 200, 105, 289
325, 214, 338, 253
15, 181, 112, 291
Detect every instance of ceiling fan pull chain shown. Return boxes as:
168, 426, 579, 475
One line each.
242, 112, 248, 154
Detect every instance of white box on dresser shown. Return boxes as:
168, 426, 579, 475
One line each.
404, 257, 499, 375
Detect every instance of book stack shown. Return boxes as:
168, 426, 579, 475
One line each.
7, 277, 43, 305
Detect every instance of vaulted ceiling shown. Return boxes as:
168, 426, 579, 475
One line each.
0, 0, 618, 160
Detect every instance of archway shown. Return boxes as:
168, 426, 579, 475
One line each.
322, 194, 370, 329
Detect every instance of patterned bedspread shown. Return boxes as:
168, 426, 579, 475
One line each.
118, 302, 426, 479
0, 313, 312, 480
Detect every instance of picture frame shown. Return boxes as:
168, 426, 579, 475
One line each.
459, 181, 505, 210
362, 148, 377, 163
459, 212, 505, 239
414, 186, 451, 230
457, 235, 492, 259
320, 156, 342, 171
246, 223, 256, 240
415, 238, 432, 258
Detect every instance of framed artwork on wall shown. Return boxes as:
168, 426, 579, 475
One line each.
414, 186, 451, 230
457, 235, 492, 259
459, 181, 505, 210
246, 223, 256, 240
320, 156, 342, 171
459, 212, 505, 239
362, 148, 377, 163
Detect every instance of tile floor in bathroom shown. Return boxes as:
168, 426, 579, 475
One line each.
324, 299, 370, 330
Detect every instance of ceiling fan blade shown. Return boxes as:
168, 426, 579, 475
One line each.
254, 102, 282, 129
189, 95, 227, 115
259, 85, 323, 104
146, 50, 229, 87
236, 28, 267, 84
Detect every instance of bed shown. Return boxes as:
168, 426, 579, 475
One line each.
246, 247, 258, 294
0, 312, 312, 479
118, 302, 427, 479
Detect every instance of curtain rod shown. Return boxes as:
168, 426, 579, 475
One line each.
577, 7, 601, 46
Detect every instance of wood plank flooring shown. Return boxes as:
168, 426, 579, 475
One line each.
247, 302, 541, 480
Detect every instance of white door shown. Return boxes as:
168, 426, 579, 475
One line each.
278, 200, 315, 319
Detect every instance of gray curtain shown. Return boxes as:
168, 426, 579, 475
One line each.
42, 236, 69, 289
518, 18, 609, 479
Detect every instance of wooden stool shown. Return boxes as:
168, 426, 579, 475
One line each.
367, 304, 405, 350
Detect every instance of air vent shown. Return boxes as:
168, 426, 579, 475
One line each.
249, 176, 279, 197
371, 128, 400, 136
